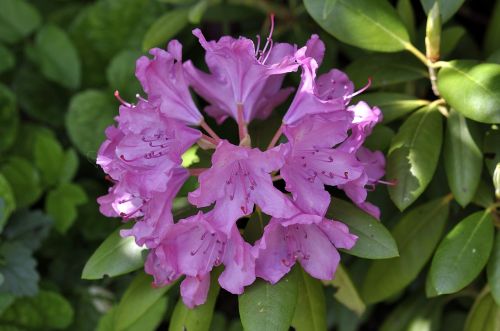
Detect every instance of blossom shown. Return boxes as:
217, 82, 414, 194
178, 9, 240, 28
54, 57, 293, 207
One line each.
255, 213, 357, 284
188, 140, 299, 234
136, 40, 203, 125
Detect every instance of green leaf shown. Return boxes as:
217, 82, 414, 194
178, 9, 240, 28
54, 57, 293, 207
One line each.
3, 210, 52, 251
82, 226, 146, 280
328, 264, 365, 316
142, 8, 189, 51
0, 242, 38, 297
358, 93, 429, 124
66, 90, 116, 159
441, 26, 466, 58
444, 110, 482, 207
364, 125, 395, 152
484, 0, 500, 56
45, 183, 88, 234
472, 180, 495, 209
0, 84, 18, 153
304, 0, 410, 52
464, 289, 500, 331
59, 149, 79, 184
114, 272, 174, 331
484, 128, 500, 176
0, 290, 74, 329
169, 269, 221, 331
0, 44, 15, 73
437, 60, 500, 124
0, 0, 41, 43
328, 198, 399, 259
1, 157, 42, 209
362, 196, 450, 303
429, 210, 494, 295
291, 267, 327, 331
387, 106, 443, 211
34, 24, 81, 89
34, 134, 64, 188
487, 231, 500, 305
397, 0, 416, 41
420, 0, 465, 22
0, 174, 15, 232
239, 268, 299, 331
106, 50, 143, 100
345, 53, 426, 88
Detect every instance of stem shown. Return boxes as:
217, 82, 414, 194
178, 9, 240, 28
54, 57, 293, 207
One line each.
272, 174, 282, 181
404, 42, 429, 67
200, 120, 221, 142
267, 125, 283, 150
428, 65, 440, 97
236, 104, 248, 143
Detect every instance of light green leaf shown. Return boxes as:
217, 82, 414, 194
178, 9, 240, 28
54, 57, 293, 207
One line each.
239, 268, 299, 331
387, 106, 443, 211
327, 264, 365, 316
0, 174, 15, 232
304, 0, 410, 52
1, 157, 42, 208
429, 210, 494, 295
437, 60, 500, 123
34, 134, 64, 188
487, 231, 500, 305
34, 25, 81, 89
362, 196, 451, 303
328, 198, 399, 259
444, 109, 482, 207
82, 226, 146, 280
66, 90, 116, 159
114, 272, 174, 331
0, 0, 41, 43
142, 8, 189, 51
420, 0, 465, 22
397, 0, 416, 41
291, 267, 327, 331
464, 289, 500, 331
45, 183, 88, 234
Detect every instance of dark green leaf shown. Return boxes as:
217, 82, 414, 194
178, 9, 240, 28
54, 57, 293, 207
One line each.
3, 210, 52, 251
472, 180, 495, 209
291, 267, 327, 331
484, 128, 500, 176
1, 157, 42, 209
364, 125, 395, 152
387, 106, 443, 211
142, 8, 189, 51
487, 231, 500, 305
437, 60, 500, 123
444, 109, 482, 207
0, 0, 41, 43
59, 149, 79, 184
464, 289, 500, 331
0, 242, 38, 297
304, 0, 410, 52
45, 183, 88, 233
106, 50, 142, 100
0, 174, 15, 232
429, 210, 494, 295
239, 268, 299, 331
82, 226, 146, 280
66, 90, 116, 159
441, 26, 466, 58
420, 0, 465, 22
0, 44, 14, 73
34, 25, 81, 89
34, 134, 64, 188
397, 0, 416, 41
0, 84, 18, 153
359, 93, 429, 124
327, 264, 365, 316
484, 0, 500, 56
328, 198, 399, 259
362, 196, 450, 303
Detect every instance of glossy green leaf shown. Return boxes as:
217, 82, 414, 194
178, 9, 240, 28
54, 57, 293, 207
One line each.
464, 289, 500, 331
142, 8, 189, 51
0, 44, 14, 73
0, 84, 18, 153
328, 198, 399, 259
0, 174, 15, 232
34, 25, 81, 89
1, 157, 42, 208
239, 268, 299, 331
304, 0, 410, 52
291, 267, 327, 331
472, 180, 495, 209
484, 0, 500, 56
444, 109, 482, 207
0, 0, 41, 43
169, 269, 221, 331
363, 197, 450, 303
387, 106, 443, 211
82, 226, 146, 280
45, 183, 87, 233
358, 92, 429, 124
429, 210, 494, 295
34, 134, 64, 188
66, 90, 116, 158
328, 264, 365, 316
420, 0, 465, 22
437, 60, 500, 123
114, 272, 173, 331
487, 231, 500, 305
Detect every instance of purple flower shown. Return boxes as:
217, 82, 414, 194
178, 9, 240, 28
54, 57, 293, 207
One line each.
183, 17, 299, 124
188, 140, 299, 234
255, 213, 357, 284
136, 40, 203, 125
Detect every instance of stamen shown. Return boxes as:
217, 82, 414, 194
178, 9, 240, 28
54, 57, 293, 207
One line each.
255, 35, 261, 56
346, 77, 372, 99
378, 179, 398, 186
260, 13, 275, 58
114, 90, 133, 108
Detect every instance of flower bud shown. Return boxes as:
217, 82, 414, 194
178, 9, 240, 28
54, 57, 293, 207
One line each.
425, 2, 441, 62
494, 163, 500, 199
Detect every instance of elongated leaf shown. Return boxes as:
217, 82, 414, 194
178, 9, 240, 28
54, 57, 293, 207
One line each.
0, 0, 41, 43
358, 92, 429, 124
115, 273, 174, 331
239, 268, 299, 331
169, 269, 221, 331
397, 0, 416, 41
328, 264, 365, 316
387, 106, 443, 211
362, 197, 450, 303
82, 227, 146, 280
364, 125, 394, 152
0, 44, 14, 73
437, 60, 500, 123
142, 8, 189, 51
444, 109, 482, 207
328, 198, 399, 259
464, 289, 500, 331
429, 210, 494, 295
441, 26, 466, 57
487, 231, 500, 305
484, 0, 500, 55
291, 267, 327, 331
304, 0, 410, 52
420, 0, 465, 22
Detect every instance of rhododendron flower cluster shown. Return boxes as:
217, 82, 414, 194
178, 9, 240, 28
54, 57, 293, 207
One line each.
97, 16, 386, 308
